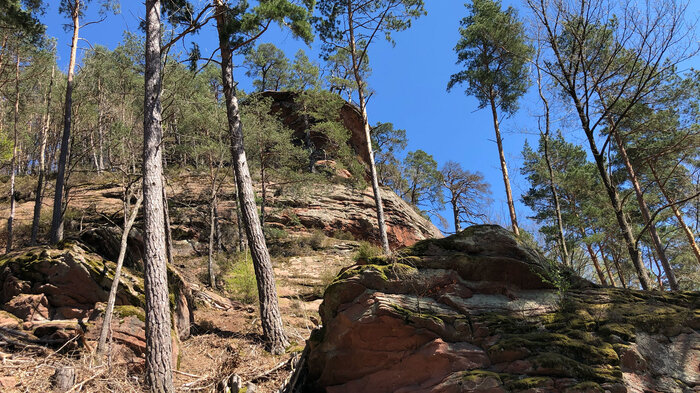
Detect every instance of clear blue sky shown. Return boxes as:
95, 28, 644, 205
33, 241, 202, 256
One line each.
38, 1, 700, 236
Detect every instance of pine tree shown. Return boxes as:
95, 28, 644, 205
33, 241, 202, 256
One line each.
447, 0, 532, 237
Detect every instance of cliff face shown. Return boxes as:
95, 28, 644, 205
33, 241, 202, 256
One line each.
304, 225, 700, 393
262, 91, 372, 167
265, 183, 443, 249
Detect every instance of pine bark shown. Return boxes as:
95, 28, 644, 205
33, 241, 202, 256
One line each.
610, 130, 678, 290
346, 0, 391, 254
50, 1, 80, 244
143, 1, 174, 391
488, 96, 519, 237
6, 55, 20, 253
648, 163, 700, 266
31, 64, 55, 245
214, 0, 288, 354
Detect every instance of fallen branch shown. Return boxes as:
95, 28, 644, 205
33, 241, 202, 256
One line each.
250, 357, 292, 383
65, 367, 107, 393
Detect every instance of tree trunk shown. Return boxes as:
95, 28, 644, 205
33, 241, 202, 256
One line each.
648, 163, 700, 266
234, 173, 246, 253
488, 96, 519, 237
609, 130, 677, 290
95, 193, 143, 363
162, 176, 174, 266
143, 1, 174, 391
452, 198, 461, 233
346, 1, 391, 254
260, 165, 266, 227
31, 63, 55, 245
214, 0, 288, 354
50, 1, 80, 244
208, 166, 217, 288
536, 71, 569, 265
6, 54, 20, 253
576, 112, 651, 290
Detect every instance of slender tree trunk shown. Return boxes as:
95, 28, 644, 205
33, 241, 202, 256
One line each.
577, 114, 651, 289
215, 0, 288, 354
488, 96, 519, 237
208, 161, 217, 288
648, 164, 700, 266
451, 198, 461, 233
143, 1, 174, 391
598, 247, 616, 287
650, 250, 664, 290
585, 243, 607, 286
31, 64, 55, 245
97, 79, 104, 172
609, 130, 677, 290
162, 176, 174, 266
95, 193, 143, 363
260, 165, 266, 227
6, 55, 20, 253
234, 174, 246, 253
346, 1, 391, 254
535, 69, 569, 264
50, 1, 80, 244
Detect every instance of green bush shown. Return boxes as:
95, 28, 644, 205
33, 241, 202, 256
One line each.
354, 242, 383, 262
308, 230, 326, 251
331, 229, 355, 241
221, 252, 258, 305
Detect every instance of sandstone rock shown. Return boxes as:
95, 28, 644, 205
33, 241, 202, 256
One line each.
303, 225, 700, 393
0, 310, 21, 329
0, 376, 17, 389
267, 183, 442, 248
3, 294, 49, 322
0, 241, 194, 362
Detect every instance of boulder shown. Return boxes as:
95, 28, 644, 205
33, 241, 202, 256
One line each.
3, 294, 50, 322
304, 225, 700, 393
0, 239, 194, 356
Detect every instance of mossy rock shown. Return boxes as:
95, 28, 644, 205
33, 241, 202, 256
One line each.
114, 305, 146, 323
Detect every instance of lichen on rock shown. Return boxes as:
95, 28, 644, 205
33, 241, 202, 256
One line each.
303, 225, 700, 393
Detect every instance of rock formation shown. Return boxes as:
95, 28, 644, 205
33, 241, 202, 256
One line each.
304, 225, 700, 393
0, 239, 193, 368
266, 183, 443, 249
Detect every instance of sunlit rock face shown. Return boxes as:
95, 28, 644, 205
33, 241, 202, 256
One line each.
304, 225, 700, 393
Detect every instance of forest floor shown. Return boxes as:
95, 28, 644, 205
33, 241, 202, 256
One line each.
0, 172, 360, 392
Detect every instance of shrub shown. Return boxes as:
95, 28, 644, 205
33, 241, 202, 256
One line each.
308, 230, 326, 251
331, 229, 355, 241
354, 242, 383, 262
221, 252, 258, 305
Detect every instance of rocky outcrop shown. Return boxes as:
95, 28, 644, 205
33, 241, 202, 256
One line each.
262, 91, 372, 167
266, 183, 443, 249
304, 225, 700, 393
0, 240, 193, 364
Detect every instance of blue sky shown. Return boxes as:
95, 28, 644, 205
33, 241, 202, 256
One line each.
38, 1, 700, 236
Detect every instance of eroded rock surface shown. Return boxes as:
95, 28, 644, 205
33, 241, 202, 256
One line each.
305, 225, 700, 393
267, 183, 443, 248
0, 240, 193, 365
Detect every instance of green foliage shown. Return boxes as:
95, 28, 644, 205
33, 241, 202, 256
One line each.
372, 122, 407, 190
220, 252, 258, 305
289, 49, 320, 91
216, 0, 314, 52
243, 43, 290, 92
354, 242, 383, 262
1, 0, 45, 43
295, 90, 365, 182
401, 149, 444, 209
447, 0, 532, 114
